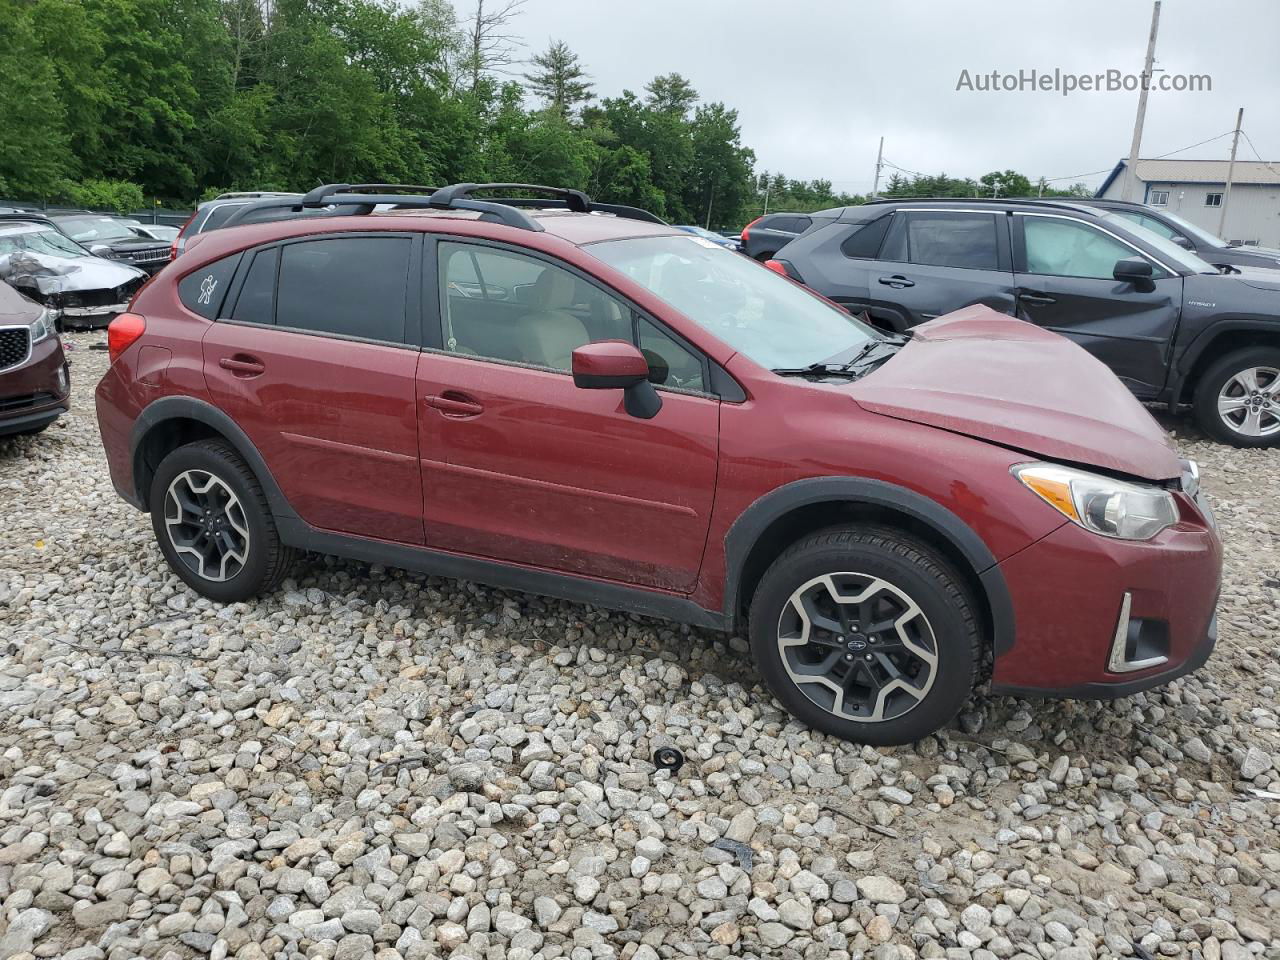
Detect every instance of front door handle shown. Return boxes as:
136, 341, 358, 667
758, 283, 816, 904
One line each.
425, 392, 484, 418
878, 275, 914, 288
1019, 292, 1056, 305
219, 355, 265, 377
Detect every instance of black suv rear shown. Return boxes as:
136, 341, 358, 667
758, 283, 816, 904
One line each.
772, 198, 1280, 446
740, 212, 814, 261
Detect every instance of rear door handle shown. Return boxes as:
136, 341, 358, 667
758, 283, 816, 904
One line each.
425, 392, 484, 418
878, 275, 914, 288
219, 355, 265, 377
1019, 292, 1056, 305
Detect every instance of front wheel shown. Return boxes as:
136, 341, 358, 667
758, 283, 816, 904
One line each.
149, 439, 296, 602
1192, 347, 1280, 447
748, 526, 980, 746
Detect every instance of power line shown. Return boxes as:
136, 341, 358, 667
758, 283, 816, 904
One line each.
1239, 130, 1280, 177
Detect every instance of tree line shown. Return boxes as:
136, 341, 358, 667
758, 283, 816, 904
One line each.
0, 0, 1089, 229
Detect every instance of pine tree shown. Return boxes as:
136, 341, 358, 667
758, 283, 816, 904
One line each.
524, 39, 592, 119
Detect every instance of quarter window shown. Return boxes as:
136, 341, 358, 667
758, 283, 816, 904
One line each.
1205, 192, 1223, 207
839, 215, 892, 259
179, 253, 241, 319
1022, 217, 1156, 280
274, 237, 411, 343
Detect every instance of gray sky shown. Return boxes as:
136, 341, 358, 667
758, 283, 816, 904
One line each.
511, 0, 1280, 193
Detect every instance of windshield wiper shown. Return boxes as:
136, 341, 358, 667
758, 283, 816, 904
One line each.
771, 338, 897, 379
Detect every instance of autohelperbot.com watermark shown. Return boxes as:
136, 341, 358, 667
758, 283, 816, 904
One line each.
956, 68, 1211, 96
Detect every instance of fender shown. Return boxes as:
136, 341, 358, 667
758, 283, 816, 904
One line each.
722, 476, 1016, 656
1168, 318, 1280, 410
129, 395, 296, 520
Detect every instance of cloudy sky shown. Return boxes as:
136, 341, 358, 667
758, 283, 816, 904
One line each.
511, 0, 1280, 192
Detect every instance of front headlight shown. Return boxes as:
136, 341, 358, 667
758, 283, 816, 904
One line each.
1013, 463, 1178, 541
29, 307, 58, 344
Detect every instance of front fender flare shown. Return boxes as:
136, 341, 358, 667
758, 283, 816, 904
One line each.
722, 476, 1015, 656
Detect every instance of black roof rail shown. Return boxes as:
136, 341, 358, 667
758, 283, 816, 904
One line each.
217, 181, 667, 233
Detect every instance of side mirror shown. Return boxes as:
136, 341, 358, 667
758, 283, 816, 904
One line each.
1113, 257, 1154, 285
1171, 235, 1193, 250
89, 244, 114, 258
572, 340, 663, 419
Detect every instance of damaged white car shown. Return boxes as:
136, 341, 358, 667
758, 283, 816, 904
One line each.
0, 215, 147, 329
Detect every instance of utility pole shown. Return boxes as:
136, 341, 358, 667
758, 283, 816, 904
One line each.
705, 181, 715, 230
762, 180, 770, 216
870, 137, 884, 199
1218, 107, 1243, 237
1123, 1, 1161, 201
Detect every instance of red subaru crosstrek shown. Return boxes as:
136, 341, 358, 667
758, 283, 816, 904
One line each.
95, 183, 1222, 745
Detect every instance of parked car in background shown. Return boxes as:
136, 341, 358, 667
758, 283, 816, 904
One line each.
0, 279, 69, 437
96, 181, 1221, 746
1072, 198, 1280, 273
173, 192, 302, 257
124, 221, 181, 244
740, 212, 814, 261
49, 213, 172, 274
0, 215, 148, 329
768, 197, 1280, 446
675, 225, 739, 250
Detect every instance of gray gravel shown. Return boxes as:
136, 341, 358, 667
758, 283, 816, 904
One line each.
1, 333, 1277, 960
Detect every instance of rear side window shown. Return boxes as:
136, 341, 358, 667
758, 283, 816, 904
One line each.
840, 215, 892, 259
276, 236, 412, 343
199, 203, 249, 233
178, 254, 241, 319
883, 212, 1000, 270
231, 248, 277, 325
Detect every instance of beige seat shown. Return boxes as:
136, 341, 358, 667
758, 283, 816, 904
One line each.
516, 269, 590, 369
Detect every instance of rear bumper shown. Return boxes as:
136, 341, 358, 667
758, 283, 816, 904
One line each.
991, 492, 1222, 697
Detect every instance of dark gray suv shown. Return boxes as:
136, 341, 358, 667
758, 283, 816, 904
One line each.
769, 198, 1280, 446
740, 212, 814, 261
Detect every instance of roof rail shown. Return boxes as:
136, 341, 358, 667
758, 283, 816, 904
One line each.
218, 181, 667, 233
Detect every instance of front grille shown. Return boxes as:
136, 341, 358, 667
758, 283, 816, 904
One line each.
0, 327, 31, 371
0, 392, 54, 413
124, 247, 170, 264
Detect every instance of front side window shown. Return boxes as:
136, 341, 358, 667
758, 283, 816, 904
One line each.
902, 212, 1000, 270
274, 237, 411, 342
588, 234, 881, 371
1149, 190, 1169, 206
1205, 192, 1223, 207
440, 242, 631, 372
1022, 217, 1157, 280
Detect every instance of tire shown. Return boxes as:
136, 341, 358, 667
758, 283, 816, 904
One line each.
1192, 347, 1280, 447
748, 526, 980, 746
149, 439, 296, 602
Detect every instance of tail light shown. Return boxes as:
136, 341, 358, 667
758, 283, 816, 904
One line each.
764, 258, 804, 283
171, 211, 196, 259
763, 259, 788, 276
107, 312, 146, 363
742, 217, 761, 244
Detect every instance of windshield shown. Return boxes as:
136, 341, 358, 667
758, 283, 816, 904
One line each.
0, 224, 89, 259
588, 234, 881, 370
57, 217, 138, 242
1100, 213, 1216, 274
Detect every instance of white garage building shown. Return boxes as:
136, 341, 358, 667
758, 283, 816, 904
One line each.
1096, 158, 1280, 248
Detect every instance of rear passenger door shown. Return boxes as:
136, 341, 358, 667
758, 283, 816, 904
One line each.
201, 232, 426, 544
866, 210, 1015, 328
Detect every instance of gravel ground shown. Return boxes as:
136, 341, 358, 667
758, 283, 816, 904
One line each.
1, 332, 1277, 960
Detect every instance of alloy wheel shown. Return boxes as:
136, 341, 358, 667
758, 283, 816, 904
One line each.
776, 572, 938, 723
163, 469, 250, 581
1217, 365, 1280, 438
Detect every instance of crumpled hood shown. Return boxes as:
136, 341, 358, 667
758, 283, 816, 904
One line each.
849, 305, 1182, 481
0, 249, 145, 295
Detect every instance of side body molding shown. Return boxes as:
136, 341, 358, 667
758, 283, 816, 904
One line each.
721, 476, 1016, 656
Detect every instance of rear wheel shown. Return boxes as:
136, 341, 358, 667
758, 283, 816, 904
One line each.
149, 439, 295, 602
1192, 347, 1280, 447
748, 526, 980, 745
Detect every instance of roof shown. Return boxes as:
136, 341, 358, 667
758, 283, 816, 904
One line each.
1097, 158, 1280, 195
376, 207, 681, 244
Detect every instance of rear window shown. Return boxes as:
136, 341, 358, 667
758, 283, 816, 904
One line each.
199, 203, 250, 233
767, 215, 811, 234
178, 254, 241, 319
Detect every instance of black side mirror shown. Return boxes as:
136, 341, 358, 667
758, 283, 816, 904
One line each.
1113, 257, 1154, 289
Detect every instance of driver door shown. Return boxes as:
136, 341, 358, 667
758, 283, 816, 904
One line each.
416, 240, 720, 592
1012, 213, 1183, 398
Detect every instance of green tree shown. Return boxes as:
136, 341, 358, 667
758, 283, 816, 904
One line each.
979, 169, 1032, 198
524, 39, 593, 119
645, 73, 697, 115
0, 0, 70, 196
